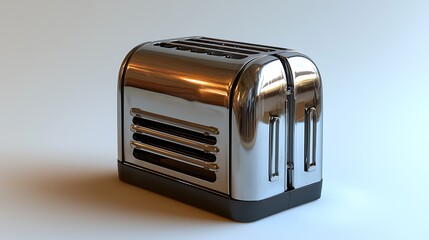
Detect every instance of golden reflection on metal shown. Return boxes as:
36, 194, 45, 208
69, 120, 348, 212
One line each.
179, 76, 210, 85
260, 80, 285, 97
198, 88, 229, 96
124, 47, 244, 107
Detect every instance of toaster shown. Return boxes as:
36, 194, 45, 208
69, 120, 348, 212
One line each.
117, 36, 323, 222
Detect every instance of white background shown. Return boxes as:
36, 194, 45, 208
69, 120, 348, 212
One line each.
1, 1, 428, 239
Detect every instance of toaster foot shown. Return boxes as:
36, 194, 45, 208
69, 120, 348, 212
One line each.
118, 161, 322, 222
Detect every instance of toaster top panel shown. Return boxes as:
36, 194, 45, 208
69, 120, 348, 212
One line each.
123, 37, 288, 107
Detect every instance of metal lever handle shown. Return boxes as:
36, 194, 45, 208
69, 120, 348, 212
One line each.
305, 107, 317, 172
269, 115, 279, 181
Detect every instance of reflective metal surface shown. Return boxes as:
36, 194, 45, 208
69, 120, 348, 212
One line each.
120, 37, 289, 195
285, 55, 323, 189
118, 36, 322, 200
231, 56, 287, 201
124, 38, 245, 107
130, 123, 219, 153
123, 87, 230, 194
118, 42, 150, 162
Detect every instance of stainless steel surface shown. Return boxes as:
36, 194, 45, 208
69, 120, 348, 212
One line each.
231, 56, 287, 201
285, 55, 323, 189
130, 141, 219, 171
118, 42, 150, 162
121, 37, 289, 195
119, 36, 322, 200
123, 37, 288, 108
123, 87, 229, 194
130, 107, 219, 135
123, 38, 243, 108
269, 116, 279, 182
130, 124, 219, 153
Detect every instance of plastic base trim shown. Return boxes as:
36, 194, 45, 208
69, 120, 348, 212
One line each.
118, 161, 322, 222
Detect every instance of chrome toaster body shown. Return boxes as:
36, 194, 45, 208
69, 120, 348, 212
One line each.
118, 37, 322, 222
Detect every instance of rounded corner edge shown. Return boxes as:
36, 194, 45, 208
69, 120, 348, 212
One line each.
118, 42, 151, 162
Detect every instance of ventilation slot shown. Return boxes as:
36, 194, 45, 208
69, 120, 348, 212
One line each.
129, 108, 219, 182
132, 118, 217, 145
154, 37, 287, 59
132, 134, 216, 162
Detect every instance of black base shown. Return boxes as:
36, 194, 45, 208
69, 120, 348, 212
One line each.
118, 161, 322, 222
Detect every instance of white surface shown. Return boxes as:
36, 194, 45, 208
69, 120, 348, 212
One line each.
1, 0, 428, 239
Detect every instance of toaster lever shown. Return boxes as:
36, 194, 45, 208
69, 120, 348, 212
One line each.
305, 107, 317, 172
268, 115, 280, 181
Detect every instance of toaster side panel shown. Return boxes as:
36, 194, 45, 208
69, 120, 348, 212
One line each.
122, 87, 230, 194
231, 56, 288, 201
119, 43, 251, 195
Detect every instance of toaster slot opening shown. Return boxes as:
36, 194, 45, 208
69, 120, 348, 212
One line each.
173, 40, 259, 55
133, 149, 216, 182
155, 42, 248, 59
197, 37, 286, 52
132, 117, 217, 145
132, 133, 216, 162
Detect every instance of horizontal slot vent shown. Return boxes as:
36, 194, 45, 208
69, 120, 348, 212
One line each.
133, 149, 216, 182
133, 117, 217, 145
133, 133, 216, 162
171, 41, 259, 55
129, 108, 219, 182
131, 124, 219, 153
154, 37, 286, 59
131, 108, 219, 135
